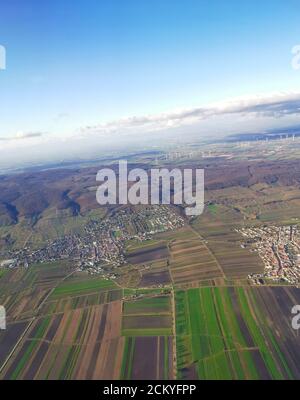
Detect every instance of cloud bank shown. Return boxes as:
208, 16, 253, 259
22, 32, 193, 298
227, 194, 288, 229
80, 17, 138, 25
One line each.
1, 91, 300, 172
78, 91, 300, 137
0, 131, 44, 142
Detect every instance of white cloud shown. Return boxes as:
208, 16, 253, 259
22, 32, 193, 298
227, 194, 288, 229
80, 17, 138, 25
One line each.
0, 131, 44, 142
1, 91, 300, 171
78, 91, 300, 137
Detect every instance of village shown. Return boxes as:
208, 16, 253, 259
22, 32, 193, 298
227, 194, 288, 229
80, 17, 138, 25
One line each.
238, 225, 300, 285
0, 205, 185, 275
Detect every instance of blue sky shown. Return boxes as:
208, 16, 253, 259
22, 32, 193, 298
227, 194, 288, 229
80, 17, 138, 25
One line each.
0, 0, 300, 168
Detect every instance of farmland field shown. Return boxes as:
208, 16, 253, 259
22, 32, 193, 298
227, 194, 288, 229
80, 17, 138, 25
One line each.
119, 293, 174, 379
126, 244, 169, 265
169, 236, 223, 285
192, 213, 264, 279
51, 276, 118, 299
175, 286, 300, 380
139, 262, 172, 287
0, 302, 124, 379
122, 295, 173, 336
0, 262, 175, 380
1, 156, 300, 380
120, 336, 174, 379
1, 225, 300, 381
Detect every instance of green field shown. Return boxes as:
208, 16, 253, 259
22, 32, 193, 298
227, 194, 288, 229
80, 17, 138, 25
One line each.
120, 335, 172, 380
51, 277, 118, 298
122, 295, 173, 336
175, 287, 292, 379
123, 296, 171, 315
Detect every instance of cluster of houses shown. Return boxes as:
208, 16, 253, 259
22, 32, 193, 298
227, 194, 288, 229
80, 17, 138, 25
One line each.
0, 205, 185, 275
238, 225, 300, 285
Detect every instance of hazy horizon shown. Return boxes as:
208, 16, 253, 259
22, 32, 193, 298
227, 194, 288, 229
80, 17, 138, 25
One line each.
1, 0, 300, 170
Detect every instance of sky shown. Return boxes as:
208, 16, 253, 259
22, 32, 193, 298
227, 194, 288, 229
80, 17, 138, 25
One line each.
0, 0, 300, 169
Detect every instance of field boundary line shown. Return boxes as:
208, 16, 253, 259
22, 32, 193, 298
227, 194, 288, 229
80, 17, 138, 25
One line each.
190, 226, 226, 279
0, 268, 78, 375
